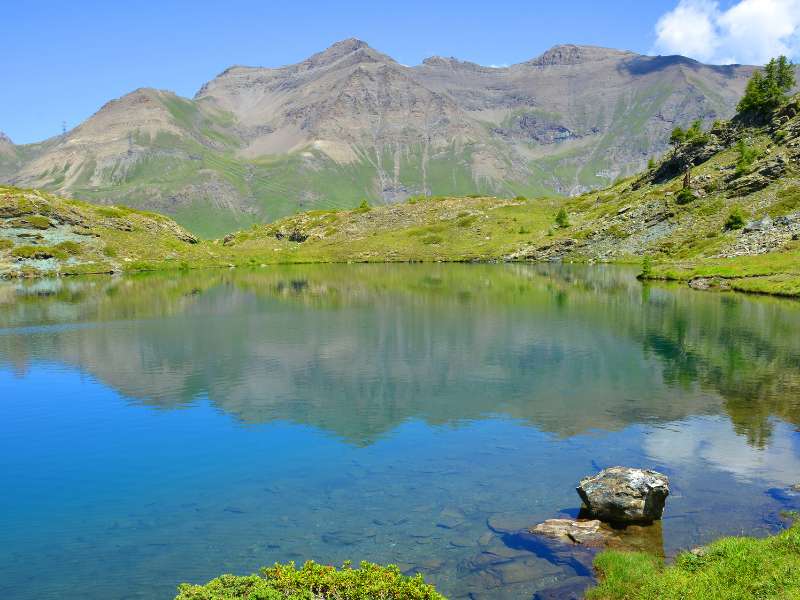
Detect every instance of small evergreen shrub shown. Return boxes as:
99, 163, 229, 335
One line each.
354, 199, 371, 213
175, 560, 445, 600
724, 208, 746, 230
735, 139, 761, 177
675, 189, 696, 205
555, 207, 570, 228
641, 255, 652, 278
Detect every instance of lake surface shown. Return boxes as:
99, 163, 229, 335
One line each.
1, 264, 800, 599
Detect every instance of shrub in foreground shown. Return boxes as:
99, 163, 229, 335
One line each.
587, 521, 800, 600
175, 560, 446, 600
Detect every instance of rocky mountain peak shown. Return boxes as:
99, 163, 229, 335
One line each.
302, 37, 392, 70
526, 44, 630, 66
0, 131, 12, 145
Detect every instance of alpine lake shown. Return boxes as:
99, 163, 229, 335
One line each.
1, 263, 799, 599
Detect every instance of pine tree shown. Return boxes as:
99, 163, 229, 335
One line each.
737, 56, 795, 115
669, 126, 686, 147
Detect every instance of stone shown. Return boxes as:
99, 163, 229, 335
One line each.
744, 216, 774, 233
529, 518, 608, 546
436, 506, 466, 529
577, 466, 669, 523
527, 518, 665, 555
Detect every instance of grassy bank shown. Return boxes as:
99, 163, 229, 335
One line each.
588, 521, 800, 600
642, 251, 800, 297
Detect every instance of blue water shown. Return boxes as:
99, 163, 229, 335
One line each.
1, 264, 799, 599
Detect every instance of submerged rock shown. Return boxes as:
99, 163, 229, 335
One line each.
577, 466, 669, 523
528, 517, 665, 556
529, 518, 608, 546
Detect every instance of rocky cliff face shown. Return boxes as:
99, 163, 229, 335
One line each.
2, 39, 755, 236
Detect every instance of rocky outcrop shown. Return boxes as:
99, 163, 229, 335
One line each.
577, 467, 669, 523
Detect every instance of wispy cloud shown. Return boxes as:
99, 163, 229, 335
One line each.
653, 0, 800, 64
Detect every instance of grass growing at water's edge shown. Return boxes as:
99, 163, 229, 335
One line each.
174, 560, 445, 600
641, 251, 800, 297
587, 521, 800, 600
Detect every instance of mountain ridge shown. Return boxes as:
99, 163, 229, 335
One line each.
2, 39, 757, 236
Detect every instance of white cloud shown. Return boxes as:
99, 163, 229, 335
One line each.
644, 416, 800, 486
653, 0, 800, 64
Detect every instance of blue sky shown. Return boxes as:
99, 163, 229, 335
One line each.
2, 0, 798, 144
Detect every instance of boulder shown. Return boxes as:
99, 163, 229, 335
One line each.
577, 466, 669, 523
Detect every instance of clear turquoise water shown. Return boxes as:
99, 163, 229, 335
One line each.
1, 264, 799, 599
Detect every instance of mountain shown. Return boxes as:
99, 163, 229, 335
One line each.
2, 90, 800, 295
2, 39, 755, 236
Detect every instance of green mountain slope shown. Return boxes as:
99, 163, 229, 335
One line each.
1, 41, 755, 237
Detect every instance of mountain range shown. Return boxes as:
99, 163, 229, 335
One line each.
0, 39, 755, 236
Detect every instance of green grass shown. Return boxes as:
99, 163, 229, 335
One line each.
588, 521, 800, 600
174, 560, 444, 600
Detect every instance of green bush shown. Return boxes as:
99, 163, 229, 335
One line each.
641, 255, 652, 278
353, 199, 372, 214
555, 207, 570, 228
514, 195, 527, 201
735, 139, 762, 176
675, 189, 696, 205
724, 208, 746, 230
0, 239, 13, 250
175, 561, 445, 600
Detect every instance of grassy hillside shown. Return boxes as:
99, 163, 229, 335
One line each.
2, 92, 800, 297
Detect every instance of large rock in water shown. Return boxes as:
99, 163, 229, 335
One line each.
577, 467, 669, 523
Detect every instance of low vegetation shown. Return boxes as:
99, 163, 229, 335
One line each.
174, 561, 444, 600
588, 521, 800, 600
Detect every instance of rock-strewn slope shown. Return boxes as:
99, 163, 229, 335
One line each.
0, 186, 200, 278
1, 40, 754, 236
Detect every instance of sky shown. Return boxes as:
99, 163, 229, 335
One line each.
3, 0, 799, 144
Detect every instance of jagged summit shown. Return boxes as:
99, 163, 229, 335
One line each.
526, 44, 632, 66
300, 37, 393, 70
0, 131, 13, 145
420, 56, 487, 71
